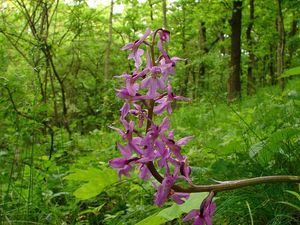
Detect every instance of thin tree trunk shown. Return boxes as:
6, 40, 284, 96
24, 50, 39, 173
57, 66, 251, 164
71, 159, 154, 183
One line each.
227, 0, 242, 102
246, 0, 255, 95
261, 55, 267, 86
286, 15, 297, 67
198, 22, 208, 94
148, 0, 154, 22
104, 0, 114, 80
276, 0, 285, 90
162, 0, 167, 28
180, 4, 188, 96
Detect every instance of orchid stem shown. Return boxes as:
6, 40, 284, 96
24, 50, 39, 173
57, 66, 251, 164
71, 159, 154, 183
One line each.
146, 161, 300, 193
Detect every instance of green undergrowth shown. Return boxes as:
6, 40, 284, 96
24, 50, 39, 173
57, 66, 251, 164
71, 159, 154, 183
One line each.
1, 79, 300, 224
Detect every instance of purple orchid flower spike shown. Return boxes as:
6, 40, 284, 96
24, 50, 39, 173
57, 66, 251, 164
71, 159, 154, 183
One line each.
122, 28, 151, 69
154, 84, 191, 114
110, 28, 200, 223
183, 192, 216, 225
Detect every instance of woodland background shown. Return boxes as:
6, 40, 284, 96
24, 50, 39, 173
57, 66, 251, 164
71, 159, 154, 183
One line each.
0, 0, 300, 224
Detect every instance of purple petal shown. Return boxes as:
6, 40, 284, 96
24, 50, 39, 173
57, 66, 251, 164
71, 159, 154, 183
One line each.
158, 29, 170, 43
146, 51, 152, 68
157, 77, 166, 90
108, 125, 125, 137
129, 141, 143, 155
109, 158, 127, 168
182, 210, 200, 222
155, 174, 177, 206
194, 217, 205, 225
121, 42, 134, 50
168, 130, 175, 140
148, 79, 159, 98
157, 40, 168, 58
118, 164, 132, 178
205, 201, 216, 217
176, 136, 193, 146
171, 192, 190, 204
154, 101, 169, 114
155, 185, 170, 207
160, 117, 170, 131
120, 102, 130, 119
141, 76, 151, 89
167, 104, 173, 114
135, 28, 151, 46
117, 143, 131, 158
134, 48, 144, 68
150, 66, 161, 74
126, 80, 138, 96
138, 164, 151, 180
180, 162, 191, 178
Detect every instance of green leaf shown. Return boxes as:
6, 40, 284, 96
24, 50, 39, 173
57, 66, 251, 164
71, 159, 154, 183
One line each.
284, 190, 300, 201
135, 215, 167, 225
179, 192, 208, 213
79, 203, 105, 215
278, 201, 300, 212
157, 204, 182, 220
135, 192, 208, 225
280, 66, 300, 78
249, 141, 266, 158
249, 128, 300, 166
65, 167, 118, 200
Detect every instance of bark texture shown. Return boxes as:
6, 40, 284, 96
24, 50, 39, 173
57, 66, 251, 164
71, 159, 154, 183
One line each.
227, 0, 242, 101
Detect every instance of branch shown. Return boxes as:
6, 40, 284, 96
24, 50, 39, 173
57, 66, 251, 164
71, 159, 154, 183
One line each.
146, 161, 300, 193
3, 85, 54, 159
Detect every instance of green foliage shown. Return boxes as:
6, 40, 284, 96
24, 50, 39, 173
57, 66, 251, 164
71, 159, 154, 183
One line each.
278, 185, 300, 212
1, 0, 300, 224
281, 66, 300, 78
65, 167, 118, 200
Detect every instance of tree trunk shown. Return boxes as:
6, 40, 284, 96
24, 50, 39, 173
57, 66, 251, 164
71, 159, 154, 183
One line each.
162, 0, 167, 28
227, 0, 242, 102
148, 0, 154, 22
179, 4, 189, 97
286, 15, 297, 67
246, 0, 255, 95
276, 0, 285, 90
198, 22, 208, 94
104, 0, 114, 80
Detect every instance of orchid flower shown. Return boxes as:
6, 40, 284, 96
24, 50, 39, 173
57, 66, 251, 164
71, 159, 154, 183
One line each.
122, 28, 151, 69
109, 28, 217, 224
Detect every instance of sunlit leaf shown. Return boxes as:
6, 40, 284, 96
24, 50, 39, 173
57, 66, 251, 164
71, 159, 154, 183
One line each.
135, 215, 167, 225
280, 66, 300, 78
65, 167, 118, 200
